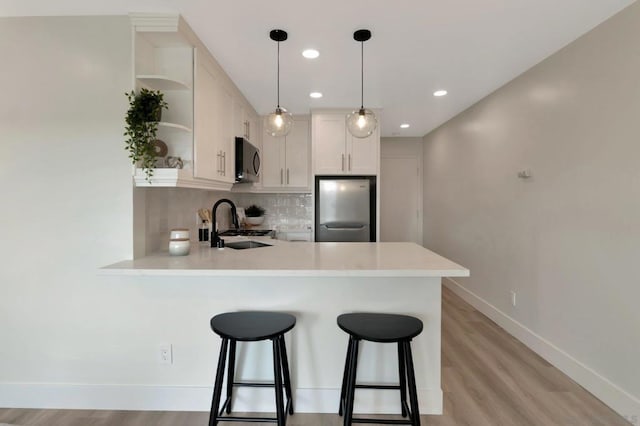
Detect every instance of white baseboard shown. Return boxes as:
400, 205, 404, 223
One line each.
444, 278, 640, 422
0, 383, 442, 414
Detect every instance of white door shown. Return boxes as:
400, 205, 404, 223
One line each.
380, 157, 422, 244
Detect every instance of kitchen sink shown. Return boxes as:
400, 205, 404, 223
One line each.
225, 240, 272, 250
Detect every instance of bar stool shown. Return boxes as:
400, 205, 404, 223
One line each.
209, 311, 296, 426
337, 313, 424, 426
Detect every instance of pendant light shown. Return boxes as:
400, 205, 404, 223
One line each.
346, 29, 377, 138
265, 29, 294, 137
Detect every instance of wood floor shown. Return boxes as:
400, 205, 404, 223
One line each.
0, 287, 629, 426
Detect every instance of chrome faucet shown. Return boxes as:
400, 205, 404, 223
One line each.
211, 198, 240, 247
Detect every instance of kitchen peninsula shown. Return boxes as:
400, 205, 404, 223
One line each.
102, 241, 469, 414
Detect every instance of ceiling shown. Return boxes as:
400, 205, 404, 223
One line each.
1, 0, 635, 137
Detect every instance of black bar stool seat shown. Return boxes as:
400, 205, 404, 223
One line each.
209, 311, 296, 426
337, 313, 424, 426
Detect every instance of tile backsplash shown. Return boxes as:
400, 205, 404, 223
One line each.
235, 193, 313, 231
139, 188, 313, 254
141, 187, 236, 254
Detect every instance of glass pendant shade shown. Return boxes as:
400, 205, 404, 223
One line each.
346, 108, 377, 138
265, 107, 294, 137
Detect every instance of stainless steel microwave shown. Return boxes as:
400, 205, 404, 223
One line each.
235, 137, 260, 183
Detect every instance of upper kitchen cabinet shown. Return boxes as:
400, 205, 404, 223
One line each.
130, 14, 259, 190
261, 116, 310, 191
312, 111, 379, 175
233, 100, 261, 149
193, 50, 234, 185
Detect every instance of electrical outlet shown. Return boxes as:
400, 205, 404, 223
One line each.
510, 291, 517, 307
159, 344, 173, 365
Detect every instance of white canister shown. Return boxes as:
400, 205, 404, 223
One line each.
170, 228, 190, 240
169, 238, 191, 256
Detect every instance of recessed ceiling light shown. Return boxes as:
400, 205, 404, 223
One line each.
433, 90, 448, 97
400, 123, 410, 128
302, 49, 319, 59
309, 92, 323, 98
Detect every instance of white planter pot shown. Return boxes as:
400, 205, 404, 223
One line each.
245, 216, 265, 226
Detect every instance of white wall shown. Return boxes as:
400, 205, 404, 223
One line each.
422, 2, 640, 419
0, 14, 134, 381
0, 16, 236, 410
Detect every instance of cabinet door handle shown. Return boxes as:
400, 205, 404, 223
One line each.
341, 154, 345, 171
280, 168, 283, 185
348, 154, 352, 171
286, 168, 290, 184
217, 151, 221, 174
222, 151, 226, 176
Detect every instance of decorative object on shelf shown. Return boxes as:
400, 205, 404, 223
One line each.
346, 29, 377, 139
265, 29, 294, 138
164, 156, 183, 169
152, 139, 168, 157
152, 139, 168, 168
124, 88, 169, 181
244, 204, 266, 226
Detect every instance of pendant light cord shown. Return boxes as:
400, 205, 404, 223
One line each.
277, 40, 280, 109
360, 41, 364, 109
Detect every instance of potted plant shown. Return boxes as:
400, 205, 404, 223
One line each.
244, 204, 266, 226
124, 88, 169, 181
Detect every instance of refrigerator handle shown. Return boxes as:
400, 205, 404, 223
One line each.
321, 222, 366, 230
322, 225, 365, 230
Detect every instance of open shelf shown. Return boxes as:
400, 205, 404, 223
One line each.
134, 168, 233, 191
157, 122, 192, 133
136, 75, 190, 90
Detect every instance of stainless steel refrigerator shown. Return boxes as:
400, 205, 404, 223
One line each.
315, 176, 376, 242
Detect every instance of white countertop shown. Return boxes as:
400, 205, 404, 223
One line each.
101, 238, 469, 278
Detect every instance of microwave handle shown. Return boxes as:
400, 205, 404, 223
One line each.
252, 151, 260, 175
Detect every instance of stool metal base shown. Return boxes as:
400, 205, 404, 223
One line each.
339, 337, 421, 426
209, 335, 294, 426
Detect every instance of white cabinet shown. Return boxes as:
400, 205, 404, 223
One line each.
193, 58, 218, 180
193, 53, 235, 184
312, 112, 379, 175
234, 100, 260, 146
261, 117, 310, 190
347, 130, 379, 174
215, 79, 235, 184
